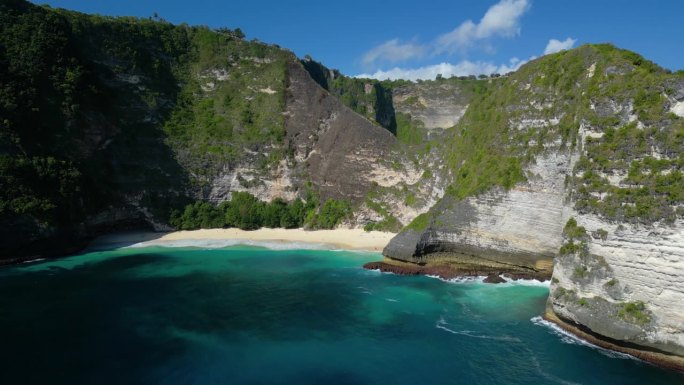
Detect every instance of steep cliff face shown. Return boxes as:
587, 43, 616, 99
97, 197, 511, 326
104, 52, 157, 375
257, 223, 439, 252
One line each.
0, 1, 419, 259
392, 81, 472, 131
545, 76, 684, 365
548, 216, 684, 358
282, 61, 401, 203
382, 45, 684, 367
200, 59, 404, 205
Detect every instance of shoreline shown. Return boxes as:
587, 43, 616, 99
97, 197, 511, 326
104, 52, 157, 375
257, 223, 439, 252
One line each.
543, 309, 684, 372
88, 228, 396, 252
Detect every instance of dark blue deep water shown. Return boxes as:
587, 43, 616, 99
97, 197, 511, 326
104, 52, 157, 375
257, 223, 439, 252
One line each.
1, 245, 682, 384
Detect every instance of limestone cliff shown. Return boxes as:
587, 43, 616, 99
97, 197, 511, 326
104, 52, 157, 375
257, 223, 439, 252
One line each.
392, 81, 471, 132
383, 150, 573, 276
382, 44, 684, 368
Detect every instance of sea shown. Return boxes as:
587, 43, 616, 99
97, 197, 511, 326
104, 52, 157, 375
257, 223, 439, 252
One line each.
0, 243, 682, 384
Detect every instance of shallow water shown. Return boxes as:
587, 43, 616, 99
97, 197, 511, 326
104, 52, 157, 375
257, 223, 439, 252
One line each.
0, 246, 681, 384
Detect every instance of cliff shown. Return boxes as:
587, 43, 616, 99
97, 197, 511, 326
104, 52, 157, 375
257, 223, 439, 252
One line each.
382, 45, 684, 368
0, 0, 424, 259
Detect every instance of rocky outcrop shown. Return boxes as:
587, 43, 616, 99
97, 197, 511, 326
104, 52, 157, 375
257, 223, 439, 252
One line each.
392, 82, 472, 131
381, 45, 684, 368
282, 61, 401, 203
383, 150, 573, 275
362, 259, 549, 281
547, 216, 684, 366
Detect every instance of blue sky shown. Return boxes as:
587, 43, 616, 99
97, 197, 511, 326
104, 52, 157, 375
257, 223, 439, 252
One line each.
33, 0, 683, 80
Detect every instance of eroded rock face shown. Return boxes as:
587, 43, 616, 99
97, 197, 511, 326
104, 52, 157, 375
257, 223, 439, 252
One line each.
384, 150, 575, 274
548, 217, 684, 357
203, 60, 410, 206
382, 47, 684, 365
392, 82, 471, 131
283, 61, 401, 203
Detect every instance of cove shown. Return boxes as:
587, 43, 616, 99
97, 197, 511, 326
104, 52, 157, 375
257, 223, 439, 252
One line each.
0, 245, 681, 384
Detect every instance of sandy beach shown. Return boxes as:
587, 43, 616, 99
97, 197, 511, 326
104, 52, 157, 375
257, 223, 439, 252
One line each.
90, 228, 396, 252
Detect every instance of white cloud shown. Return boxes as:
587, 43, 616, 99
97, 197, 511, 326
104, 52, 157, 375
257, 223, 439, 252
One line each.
496, 56, 531, 73
361, 0, 531, 67
543, 38, 577, 55
361, 39, 425, 67
356, 57, 528, 81
436, 0, 530, 53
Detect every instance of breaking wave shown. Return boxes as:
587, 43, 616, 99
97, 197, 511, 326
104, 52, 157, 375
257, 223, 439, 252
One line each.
436, 317, 521, 342
530, 316, 637, 360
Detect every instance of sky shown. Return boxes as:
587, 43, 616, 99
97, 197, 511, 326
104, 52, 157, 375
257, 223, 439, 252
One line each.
33, 0, 684, 80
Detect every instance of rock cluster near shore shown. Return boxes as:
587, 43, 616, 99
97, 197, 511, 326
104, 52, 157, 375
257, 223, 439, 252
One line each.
362, 260, 550, 282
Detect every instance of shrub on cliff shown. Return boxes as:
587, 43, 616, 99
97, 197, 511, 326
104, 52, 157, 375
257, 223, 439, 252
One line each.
307, 199, 352, 229
169, 192, 351, 231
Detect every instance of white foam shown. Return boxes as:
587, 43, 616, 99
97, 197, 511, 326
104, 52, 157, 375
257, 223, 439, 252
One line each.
530, 316, 637, 360
124, 238, 333, 251
499, 277, 551, 287
427, 275, 486, 284
428, 274, 550, 287
22, 258, 46, 264
436, 318, 521, 342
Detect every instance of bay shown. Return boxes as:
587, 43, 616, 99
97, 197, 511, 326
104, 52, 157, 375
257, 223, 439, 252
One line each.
0, 245, 681, 384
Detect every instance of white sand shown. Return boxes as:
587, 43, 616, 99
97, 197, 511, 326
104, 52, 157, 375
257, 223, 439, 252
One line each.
90, 228, 396, 252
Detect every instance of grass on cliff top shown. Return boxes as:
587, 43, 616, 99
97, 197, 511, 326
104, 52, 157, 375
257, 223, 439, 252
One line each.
405, 212, 430, 232
573, 120, 684, 224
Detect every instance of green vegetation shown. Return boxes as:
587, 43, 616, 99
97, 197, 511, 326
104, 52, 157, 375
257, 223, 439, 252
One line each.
170, 191, 350, 230
561, 45, 683, 224
555, 286, 576, 299
0, 1, 347, 257
618, 301, 651, 325
438, 43, 682, 226
442, 77, 527, 200
395, 112, 425, 145
0, 0, 202, 243
2, 0, 682, 260
578, 298, 588, 306
162, 25, 291, 180
605, 278, 618, 287
559, 217, 590, 256
300, 58, 399, 132
573, 122, 684, 223
170, 192, 304, 230
594, 228, 609, 240
563, 217, 588, 240
359, 187, 410, 233
363, 216, 401, 232
406, 213, 430, 232
309, 199, 352, 229
573, 266, 589, 279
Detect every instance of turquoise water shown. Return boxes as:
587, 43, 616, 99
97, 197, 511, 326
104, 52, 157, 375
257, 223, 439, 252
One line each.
0, 246, 682, 385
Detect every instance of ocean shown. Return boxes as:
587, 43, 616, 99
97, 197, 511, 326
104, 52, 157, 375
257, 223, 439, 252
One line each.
0, 244, 681, 384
